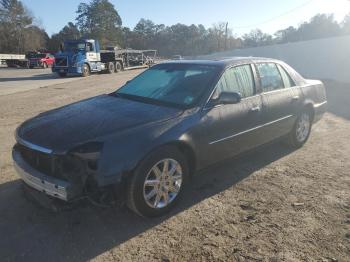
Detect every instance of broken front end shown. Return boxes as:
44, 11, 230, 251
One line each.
12, 140, 104, 201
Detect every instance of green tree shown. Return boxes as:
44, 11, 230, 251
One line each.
76, 0, 122, 47
274, 26, 299, 43
342, 13, 350, 35
0, 0, 33, 53
48, 22, 80, 51
242, 29, 273, 47
297, 14, 340, 40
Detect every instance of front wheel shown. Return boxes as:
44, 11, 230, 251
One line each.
287, 110, 313, 148
127, 146, 189, 217
82, 63, 90, 77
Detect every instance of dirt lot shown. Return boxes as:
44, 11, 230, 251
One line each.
0, 69, 349, 261
0, 67, 83, 96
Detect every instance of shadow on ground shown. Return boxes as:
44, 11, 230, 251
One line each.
0, 74, 80, 82
0, 142, 294, 261
322, 79, 350, 120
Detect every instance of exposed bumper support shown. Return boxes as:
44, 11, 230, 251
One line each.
13, 149, 71, 201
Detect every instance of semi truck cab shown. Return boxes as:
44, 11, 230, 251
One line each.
52, 38, 156, 77
52, 39, 106, 77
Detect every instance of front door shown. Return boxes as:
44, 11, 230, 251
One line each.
200, 64, 264, 166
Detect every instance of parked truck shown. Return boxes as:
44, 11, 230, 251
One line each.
52, 39, 157, 77
0, 51, 55, 68
0, 54, 27, 67
28, 53, 55, 68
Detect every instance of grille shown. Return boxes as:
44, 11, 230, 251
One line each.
16, 144, 65, 180
55, 57, 68, 67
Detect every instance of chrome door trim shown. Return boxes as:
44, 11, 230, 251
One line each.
209, 114, 294, 145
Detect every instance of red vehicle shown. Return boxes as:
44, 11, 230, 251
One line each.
28, 53, 55, 69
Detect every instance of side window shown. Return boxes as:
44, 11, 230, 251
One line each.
214, 64, 255, 98
256, 63, 284, 92
277, 64, 295, 88
86, 42, 94, 52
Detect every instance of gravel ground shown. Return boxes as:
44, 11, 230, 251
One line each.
0, 68, 83, 96
0, 70, 349, 261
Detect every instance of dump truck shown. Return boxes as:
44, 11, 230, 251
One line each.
52, 39, 157, 77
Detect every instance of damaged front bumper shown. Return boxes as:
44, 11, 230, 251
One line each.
13, 149, 74, 201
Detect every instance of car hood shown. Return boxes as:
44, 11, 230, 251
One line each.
16, 94, 183, 153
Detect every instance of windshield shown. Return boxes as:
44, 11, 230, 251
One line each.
28, 53, 46, 59
63, 42, 86, 52
116, 64, 220, 108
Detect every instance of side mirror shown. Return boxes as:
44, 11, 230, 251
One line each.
218, 91, 241, 105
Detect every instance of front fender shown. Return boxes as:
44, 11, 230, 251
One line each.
94, 112, 200, 186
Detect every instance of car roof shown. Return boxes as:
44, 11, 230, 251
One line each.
162, 56, 281, 68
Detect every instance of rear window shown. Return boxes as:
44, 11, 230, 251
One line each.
277, 64, 295, 88
256, 63, 284, 92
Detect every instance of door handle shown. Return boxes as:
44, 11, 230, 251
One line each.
291, 96, 300, 101
250, 106, 260, 112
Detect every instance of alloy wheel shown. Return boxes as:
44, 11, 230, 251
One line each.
143, 159, 183, 209
296, 113, 311, 143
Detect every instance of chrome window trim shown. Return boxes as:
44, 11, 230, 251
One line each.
209, 114, 294, 145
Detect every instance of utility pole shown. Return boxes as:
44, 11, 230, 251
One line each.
225, 22, 228, 50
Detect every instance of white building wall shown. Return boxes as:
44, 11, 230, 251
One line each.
201, 35, 350, 83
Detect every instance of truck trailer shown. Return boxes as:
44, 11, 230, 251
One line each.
52, 39, 157, 77
0, 54, 27, 67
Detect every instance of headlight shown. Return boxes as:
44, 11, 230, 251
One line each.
63, 142, 104, 172
71, 142, 104, 160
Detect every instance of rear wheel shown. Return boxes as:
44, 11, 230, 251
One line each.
107, 62, 115, 74
127, 146, 189, 217
287, 110, 313, 148
115, 62, 122, 73
82, 63, 90, 77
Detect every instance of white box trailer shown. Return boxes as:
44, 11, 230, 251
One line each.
0, 54, 27, 67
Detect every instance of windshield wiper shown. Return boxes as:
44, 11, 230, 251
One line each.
111, 92, 184, 109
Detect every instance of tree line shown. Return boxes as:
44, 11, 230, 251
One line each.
1, 0, 350, 56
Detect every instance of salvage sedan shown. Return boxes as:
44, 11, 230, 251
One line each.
13, 57, 327, 217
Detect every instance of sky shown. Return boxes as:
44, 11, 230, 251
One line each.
21, 0, 350, 37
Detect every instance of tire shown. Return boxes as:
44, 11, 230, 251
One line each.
107, 62, 115, 74
82, 63, 90, 77
127, 146, 189, 217
287, 110, 313, 148
58, 72, 67, 77
115, 62, 122, 73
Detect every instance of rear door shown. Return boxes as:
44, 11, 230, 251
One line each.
201, 64, 264, 164
256, 62, 302, 143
